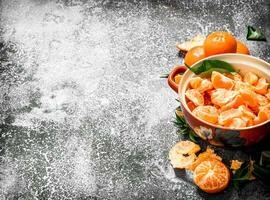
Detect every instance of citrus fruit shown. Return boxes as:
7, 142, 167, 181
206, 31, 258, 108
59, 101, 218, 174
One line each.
243, 72, 258, 85
192, 106, 219, 124
210, 89, 237, 106
174, 74, 182, 84
193, 159, 230, 193
171, 141, 201, 155
169, 153, 197, 169
239, 89, 258, 108
226, 72, 242, 81
218, 108, 243, 125
266, 89, 270, 100
236, 40, 250, 55
211, 71, 234, 90
197, 79, 213, 93
254, 78, 269, 95
234, 81, 255, 91
220, 95, 244, 111
238, 105, 256, 119
169, 141, 201, 169
188, 148, 222, 171
189, 77, 203, 89
256, 94, 269, 106
185, 89, 204, 106
184, 46, 206, 67
204, 31, 237, 56
253, 106, 270, 125
224, 117, 247, 128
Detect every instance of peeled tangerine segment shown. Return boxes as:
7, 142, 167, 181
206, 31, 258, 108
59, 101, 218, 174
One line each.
192, 106, 218, 124
189, 77, 203, 89
234, 81, 255, 91
185, 89, 204, 106
243, 72, 258, 85
169, 141, 200, 169
218, 108, 243, 125
224, 118, 247, 128
239, 89, 258, 108
253, 106, 270, 125
211, 89, 238, 106
197, 79, 213, 93
238, 105, 256, 119
211, 71, 234, 90
220, 95, 244, 111
254, 78, 269, 95
256, 94, 269, 106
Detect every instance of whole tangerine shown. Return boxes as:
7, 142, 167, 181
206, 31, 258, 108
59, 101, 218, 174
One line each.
236, 40, 250, 55
204, 31, 237, 56
184, 46, 206, 67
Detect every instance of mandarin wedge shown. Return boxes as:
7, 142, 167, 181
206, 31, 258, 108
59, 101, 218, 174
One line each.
211, 89, 238, 107
239, 89, 258, 108
211, 71, 234, 90
218, 108, 243, 125
224, 118, 247, 128
189, 77, 203, 89
193, 160, 230, 194
254, 78, 269, 95
243, 72, 258, 85
185, 89, 204, 106
192, 106, 219, 124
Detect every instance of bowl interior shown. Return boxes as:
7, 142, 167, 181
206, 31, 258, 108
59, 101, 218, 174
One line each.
179, 53, 270, 130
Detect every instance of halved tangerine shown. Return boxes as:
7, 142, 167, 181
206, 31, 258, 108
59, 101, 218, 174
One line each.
192, 106, 219, 124
211, 71, 234, 90
185, 89, 204, 106
193, 159, 230, 194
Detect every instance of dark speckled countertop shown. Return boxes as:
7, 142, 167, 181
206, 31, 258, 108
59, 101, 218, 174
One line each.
0, 0, 270, 199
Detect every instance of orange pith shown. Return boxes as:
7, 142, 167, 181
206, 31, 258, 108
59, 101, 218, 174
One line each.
193, 159, 230, 194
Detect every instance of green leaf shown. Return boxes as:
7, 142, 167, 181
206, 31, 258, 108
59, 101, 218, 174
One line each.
247, 26, 267, 41
232, 160, 255, 189
185, 60, 236, 75
188, 130, 199, 144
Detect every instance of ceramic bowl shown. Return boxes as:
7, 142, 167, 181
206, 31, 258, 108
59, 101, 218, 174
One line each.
168, 54, 270, 147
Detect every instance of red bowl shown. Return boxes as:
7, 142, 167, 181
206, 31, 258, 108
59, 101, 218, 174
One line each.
168, 54, 270, 147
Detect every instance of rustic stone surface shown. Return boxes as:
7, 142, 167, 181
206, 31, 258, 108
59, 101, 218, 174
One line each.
0, 0, 269, 199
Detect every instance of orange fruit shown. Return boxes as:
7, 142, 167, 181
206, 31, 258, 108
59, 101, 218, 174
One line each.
253, 106, 270, 125
188, 148, 222, 171
211, 89, 237, 106
220, 95, 244, 111
193, 159, 230, 193
218, 108, 243, 125
254, 78, 269, 95
174, 74, 182, 84
197, 79, 213, 93
226, 72, 242, 81
184, 46, 206, 67
169, 141, 200, 169
236, 40, 250, 55
266, 89, 270, 101
187, 101, 196, 111
204, 31, 237, 56
189, 77, 203, 89
224, 118, 247, 128
239, 89, 258, 108
256, 94, 269, 106
192, 106, 219, 124
243, 72, 258, 85
238, 105, 256, 119
185, 89, 204, 106
211, 71, 234, 90
234, 81, 255, 91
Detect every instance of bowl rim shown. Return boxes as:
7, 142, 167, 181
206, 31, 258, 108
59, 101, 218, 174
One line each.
178, 53, 270, 131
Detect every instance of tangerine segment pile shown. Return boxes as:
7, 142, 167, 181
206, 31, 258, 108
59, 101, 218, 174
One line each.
185, 71, 270, 128
193, 159, 230, 194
